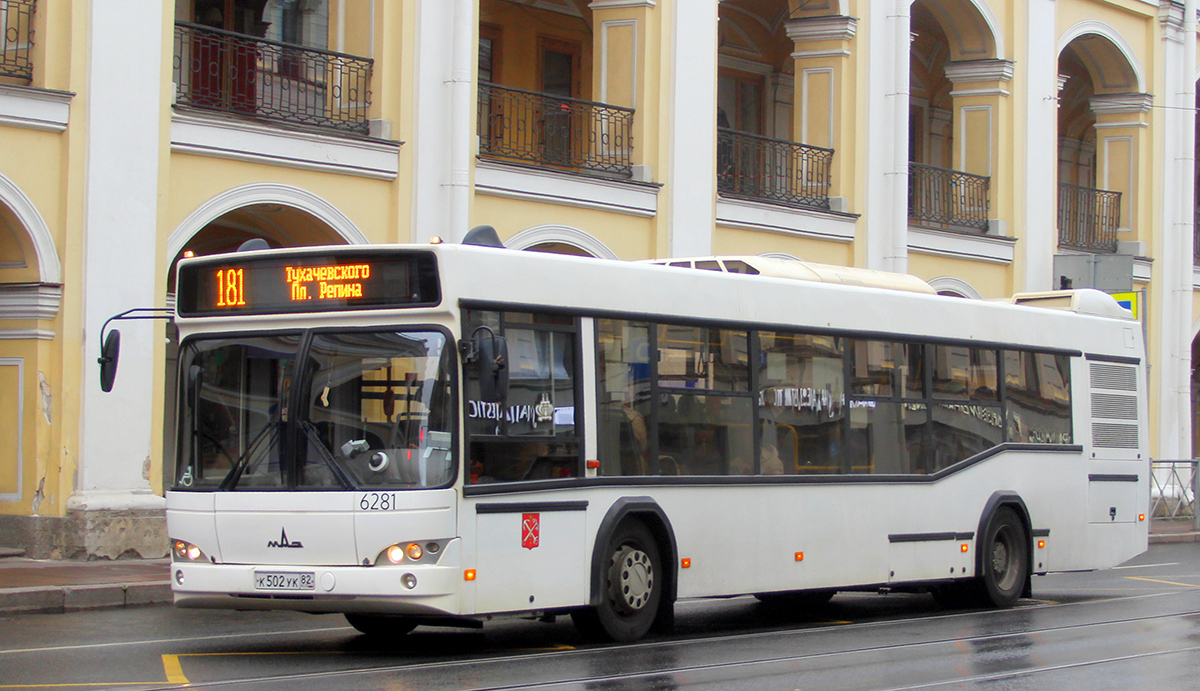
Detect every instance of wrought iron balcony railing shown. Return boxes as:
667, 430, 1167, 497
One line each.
0, 0, 35, 81
1058, 182, 1121, 253
478, 82, 634, 177
908, 163, 990, 232
717, 128, 833, 210
173, 22, 373, 135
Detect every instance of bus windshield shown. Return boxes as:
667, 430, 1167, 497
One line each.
176, 330, 455, 491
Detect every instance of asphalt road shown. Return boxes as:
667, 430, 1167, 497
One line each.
2, 543, 1198, 690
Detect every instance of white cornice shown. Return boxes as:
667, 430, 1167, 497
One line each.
474, 160, 659, 218
0, 283, 62, 321
170, 110, 401, 180
944, 59, 1014, 84
0, 85, 72, 133
590, 0, 655, 8
715, 196, 857, 243
718, 55, 773, 75
907, 227, 1016, 264
0, 328, 54, 340
1090, 93, 1154, 115
785, 15, 858, 44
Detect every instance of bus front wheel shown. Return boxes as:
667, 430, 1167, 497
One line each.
572, 520, 662, 642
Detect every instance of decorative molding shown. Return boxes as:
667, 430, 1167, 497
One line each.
505, 224, 620, 259
0, 357, 22, 502
1057, 21, 1146, 94
1133, 256, 1152, 284
0, 329, 54, 340
600, 19, 639, 108
907, 226, 1016, 264
167, 183, 369, 262
715, 196, 857, 243
944, 59, 1014, 84
790, 49, 852, 60
590, 0, 655, 8
948, 88, 1011, 98
927, 276, 983, 299
785, 15, 858, 43
0, 85, 73, 133
474, 160, 659, 218
0, 171, 61, 283
1090, 93, 1153, 115
170, 110, 401, 180
0, 283, 62, 321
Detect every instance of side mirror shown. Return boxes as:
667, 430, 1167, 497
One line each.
471, 328, 509, 403
98, 330, 121, 393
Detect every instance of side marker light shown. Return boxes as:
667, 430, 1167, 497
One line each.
586, 459, 600, 470
961, 544, 970, 553
795, 552, 804, 562
1139, 514, 1146, 522
1038, 540, 1046, 549
681, 558, 692, 569
464, 569, 477, 581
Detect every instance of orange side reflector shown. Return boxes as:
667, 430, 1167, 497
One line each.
961, 544, 970, 553
795, 552, 804, 562
1037, 540, 1046, 549
681, 558, 691, 569
586, 459, 600, 470
464, 569, 476, 581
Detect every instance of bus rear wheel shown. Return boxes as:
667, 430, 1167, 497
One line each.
979, 508, 1028, 608
572, 521, 662, 642
344, 613, 418, 638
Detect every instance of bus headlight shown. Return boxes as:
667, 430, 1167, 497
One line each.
374, 540, 447, 566
171, 539, 209, 563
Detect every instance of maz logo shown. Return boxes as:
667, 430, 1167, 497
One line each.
267, 528, 304, 549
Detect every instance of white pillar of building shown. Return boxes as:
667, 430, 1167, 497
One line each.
1155, 2, 1196, 459
865, 0, 910, 273
411, 0, 475, 243
1021, 0, 1058, 292
666, 0, 718, 257
75, 2, 166, 516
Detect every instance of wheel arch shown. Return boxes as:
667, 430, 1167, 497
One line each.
976, 491, 1034, 597
589, 497, 679, 608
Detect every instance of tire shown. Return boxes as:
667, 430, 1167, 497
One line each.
572, 521, 662, 642
977, 507, 1029, 608
344, 613, 418, 637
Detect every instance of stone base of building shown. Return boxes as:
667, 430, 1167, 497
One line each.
0, 508, 168, 560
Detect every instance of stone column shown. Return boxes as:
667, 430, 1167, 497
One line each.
74, 0, 167, 558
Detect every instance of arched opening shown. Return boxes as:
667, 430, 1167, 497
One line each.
1056, 31, 1145, 254
523, 242, 596, 258
161, 202, 353, 490
907, 0, 1000, 234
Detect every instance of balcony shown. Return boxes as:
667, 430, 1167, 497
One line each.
717, 128, 833, 211
0, 0, 35, 82
477, 82, 634, 178
1058, 182, 1121, 253
173, 22, 373, 136
908, 163, 990, 232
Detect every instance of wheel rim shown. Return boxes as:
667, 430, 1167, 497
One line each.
990, 526, 1020, 592
610, 544, 654, 613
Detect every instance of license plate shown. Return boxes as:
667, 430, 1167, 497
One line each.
254, 571, 315, 591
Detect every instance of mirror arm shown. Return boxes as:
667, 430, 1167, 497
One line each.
97, 308, 174, 390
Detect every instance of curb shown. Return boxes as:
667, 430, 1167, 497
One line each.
1150, 532, 1200, 544
0, 582, 172, 615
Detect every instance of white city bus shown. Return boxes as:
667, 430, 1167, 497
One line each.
155, 235, 1148, 642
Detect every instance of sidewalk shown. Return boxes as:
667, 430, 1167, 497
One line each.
0, 555, 171, 615
1, 519, 1197, 615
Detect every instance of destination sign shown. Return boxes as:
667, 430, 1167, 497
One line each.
176, 250, 440, 317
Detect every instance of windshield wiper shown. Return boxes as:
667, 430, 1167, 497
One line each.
300, 421, 357, 489
218, 413, 283, 490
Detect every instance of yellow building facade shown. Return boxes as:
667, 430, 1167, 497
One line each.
0, 0, 1196, 558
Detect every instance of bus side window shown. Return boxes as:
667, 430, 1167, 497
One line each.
465, 310, 581, 483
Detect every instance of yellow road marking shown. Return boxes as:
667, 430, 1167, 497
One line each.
0, 685, 151, 689
1124, 576, 1200, 588
162, 653, 190, 684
